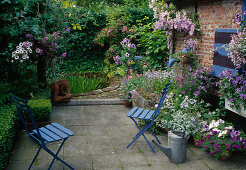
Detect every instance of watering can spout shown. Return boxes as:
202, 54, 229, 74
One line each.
152, 140, 171, 158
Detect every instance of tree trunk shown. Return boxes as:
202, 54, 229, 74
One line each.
37, 55, 47, 88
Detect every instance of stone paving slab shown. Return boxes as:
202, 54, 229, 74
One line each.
7, 105, 246, 170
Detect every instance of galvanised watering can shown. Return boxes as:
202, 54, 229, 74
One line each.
152, 124, 188, 164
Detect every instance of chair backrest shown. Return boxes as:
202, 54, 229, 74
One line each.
10, 93, 44, 144
151, 82, 171, 123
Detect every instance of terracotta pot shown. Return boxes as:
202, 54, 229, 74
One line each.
180, 53, 190, 64
219, 151, 232, 161
193, 138, 202, 148
124, 100, 132, 107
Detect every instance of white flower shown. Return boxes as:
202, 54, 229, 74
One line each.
14, 56, 19, 59
225, 126, 233, 130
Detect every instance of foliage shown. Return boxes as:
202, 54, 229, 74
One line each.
0, 105, 18, 169
156, 94, 211, 135
124, 70, 173, 103
199, 119, 246, 159
218, 70, 246, 111
173, 67, 214, 100
0, 82, 11, 106
27, 99, 52, 122
63, 74, 109, 94
132, 17, 169, 69
149, 0, 200, 49
225, 13, 246, 69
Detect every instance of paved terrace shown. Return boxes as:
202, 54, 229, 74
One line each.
8, 104, 246, 170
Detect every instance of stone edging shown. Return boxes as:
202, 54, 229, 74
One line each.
57, 99, 124, 106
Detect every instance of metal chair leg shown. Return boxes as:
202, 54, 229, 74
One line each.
28, 146, 42, 170
48, 139, 67, 170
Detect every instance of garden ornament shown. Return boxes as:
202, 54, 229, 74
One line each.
50, 79, 72, 106
167, 58, 180, 67
152, 123, 188, 164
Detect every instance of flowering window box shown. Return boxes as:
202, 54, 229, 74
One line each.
225, 98, 246, 118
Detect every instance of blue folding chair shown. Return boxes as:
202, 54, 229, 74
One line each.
126, 83, 171, 153
11, 93, 74, 170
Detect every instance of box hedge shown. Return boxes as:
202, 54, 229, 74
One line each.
26, 99, 52, 122
0, 105, 17, 169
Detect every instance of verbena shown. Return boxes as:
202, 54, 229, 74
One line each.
64, 75, 109, 94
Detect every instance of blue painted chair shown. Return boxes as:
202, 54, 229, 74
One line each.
10, 93, 74, 170
126, 83, 171, 153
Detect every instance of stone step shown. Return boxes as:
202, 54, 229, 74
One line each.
57, 99, 124, 106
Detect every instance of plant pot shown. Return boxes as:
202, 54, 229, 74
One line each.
225, 98, 246, 118
124, 100, 132, 107
219, 151, 232, 161
193, 138, 202, 148
180, 53, 190, 64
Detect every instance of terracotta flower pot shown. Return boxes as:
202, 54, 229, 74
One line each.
193, 138, 202, 148
124, 100, 132, 107
180, 53, 190, 64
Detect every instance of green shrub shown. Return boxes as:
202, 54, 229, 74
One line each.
26, 99, 52, 122
0, 105, 17, 170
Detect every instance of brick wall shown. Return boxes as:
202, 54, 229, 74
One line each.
174, 0, 242, 67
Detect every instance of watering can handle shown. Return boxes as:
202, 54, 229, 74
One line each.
171, 123, 186, 138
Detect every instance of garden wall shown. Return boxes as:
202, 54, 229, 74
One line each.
174, 0, 242, 67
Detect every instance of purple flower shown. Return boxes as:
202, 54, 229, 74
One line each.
225, 143, 230, 149
66, 27, 71, 32
193, 91, 200, 96
36, 48, 43, 55
61, 52, 67, 58
235, 13, 242, 24
209, 151, 214, 155
216, 148, 220, 152
125, 53, 130, 57
132, 44, 136, 48
26, 34, 33, 40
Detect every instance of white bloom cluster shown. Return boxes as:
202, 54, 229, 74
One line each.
207, 119, 232, 137
12, 42, 32, 62
180, 96, 197, 108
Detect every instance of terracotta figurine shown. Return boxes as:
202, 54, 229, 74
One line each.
50, 79, 72, 105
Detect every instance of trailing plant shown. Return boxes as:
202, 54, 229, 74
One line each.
218, 69, 246, 111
